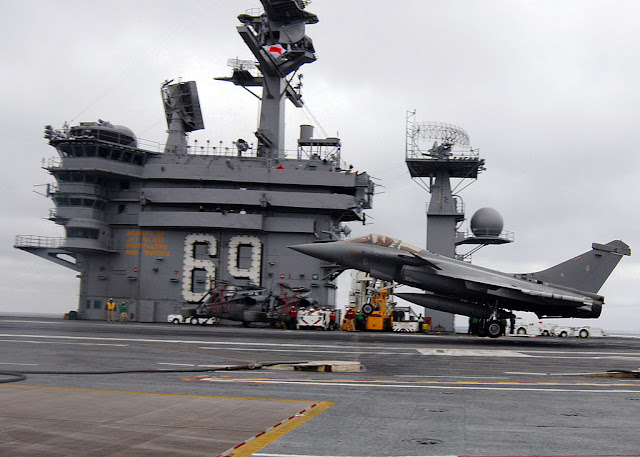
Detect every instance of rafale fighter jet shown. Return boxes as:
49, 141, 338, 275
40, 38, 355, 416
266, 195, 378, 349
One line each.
290, 233, 630, 338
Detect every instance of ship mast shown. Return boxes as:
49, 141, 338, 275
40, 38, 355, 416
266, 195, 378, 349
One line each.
217, 0, 318, 158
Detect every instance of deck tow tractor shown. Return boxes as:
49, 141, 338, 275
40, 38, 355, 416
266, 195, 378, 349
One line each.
344, 271, 429, 332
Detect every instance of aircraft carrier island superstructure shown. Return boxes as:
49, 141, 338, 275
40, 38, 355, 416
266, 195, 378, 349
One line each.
15, 0, 374, 323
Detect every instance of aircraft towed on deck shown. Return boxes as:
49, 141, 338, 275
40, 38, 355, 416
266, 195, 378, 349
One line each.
290, 233, 630, 338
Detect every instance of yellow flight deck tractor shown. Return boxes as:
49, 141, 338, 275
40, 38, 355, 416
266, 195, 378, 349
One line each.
362, 288, 393, 331
344, 271, 395, 331
344, 271, 429, 332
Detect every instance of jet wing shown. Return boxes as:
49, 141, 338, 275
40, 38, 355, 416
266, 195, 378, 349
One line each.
398, 251, 441, 270
431, 257, 596, 305
429, 257, 511, 288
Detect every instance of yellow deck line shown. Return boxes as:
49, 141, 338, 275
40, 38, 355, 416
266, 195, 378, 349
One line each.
227, 401, 335, 457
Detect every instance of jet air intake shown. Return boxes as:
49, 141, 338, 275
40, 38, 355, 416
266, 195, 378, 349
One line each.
400, 265, 467, 295
395, 293, 493, 319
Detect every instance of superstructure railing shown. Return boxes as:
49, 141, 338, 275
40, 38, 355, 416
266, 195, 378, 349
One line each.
14, 235, 66, 249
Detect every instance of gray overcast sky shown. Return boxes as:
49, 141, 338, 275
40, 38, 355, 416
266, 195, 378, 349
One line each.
1, 1, 638, 331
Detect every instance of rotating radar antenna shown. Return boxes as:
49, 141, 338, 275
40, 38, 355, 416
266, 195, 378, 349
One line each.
227, 58, 258, 72
404, 110, 485, 180
406, 112, 472, 160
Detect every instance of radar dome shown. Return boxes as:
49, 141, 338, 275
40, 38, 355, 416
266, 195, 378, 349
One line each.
113, 125, 138, 147
470, 207, 504, 237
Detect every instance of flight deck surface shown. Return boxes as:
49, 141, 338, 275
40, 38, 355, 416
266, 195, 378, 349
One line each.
1, 316, 639, 456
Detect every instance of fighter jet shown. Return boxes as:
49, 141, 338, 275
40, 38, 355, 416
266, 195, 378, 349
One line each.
290, 233, 630, 338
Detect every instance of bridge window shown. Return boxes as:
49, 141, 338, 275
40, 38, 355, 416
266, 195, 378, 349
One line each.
98, 145, 110, 158
54, 196, 69, 206
66, 227, 99, 239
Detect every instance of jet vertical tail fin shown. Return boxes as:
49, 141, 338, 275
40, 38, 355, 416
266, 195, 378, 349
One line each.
529, 240, 630, 294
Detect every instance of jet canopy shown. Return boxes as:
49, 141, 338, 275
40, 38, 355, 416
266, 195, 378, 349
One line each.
346, 233, 426, 257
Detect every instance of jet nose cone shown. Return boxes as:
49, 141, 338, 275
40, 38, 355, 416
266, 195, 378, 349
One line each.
289, 242, 336, 261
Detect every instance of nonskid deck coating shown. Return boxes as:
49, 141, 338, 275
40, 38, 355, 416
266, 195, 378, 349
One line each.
0, 385, 331, 457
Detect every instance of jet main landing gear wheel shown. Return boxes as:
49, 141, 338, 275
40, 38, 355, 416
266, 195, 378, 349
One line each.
486, 319, 504, 338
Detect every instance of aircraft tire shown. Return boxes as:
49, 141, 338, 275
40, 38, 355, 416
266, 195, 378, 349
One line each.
486, 320, 503, 338
476, 324, 488, 337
